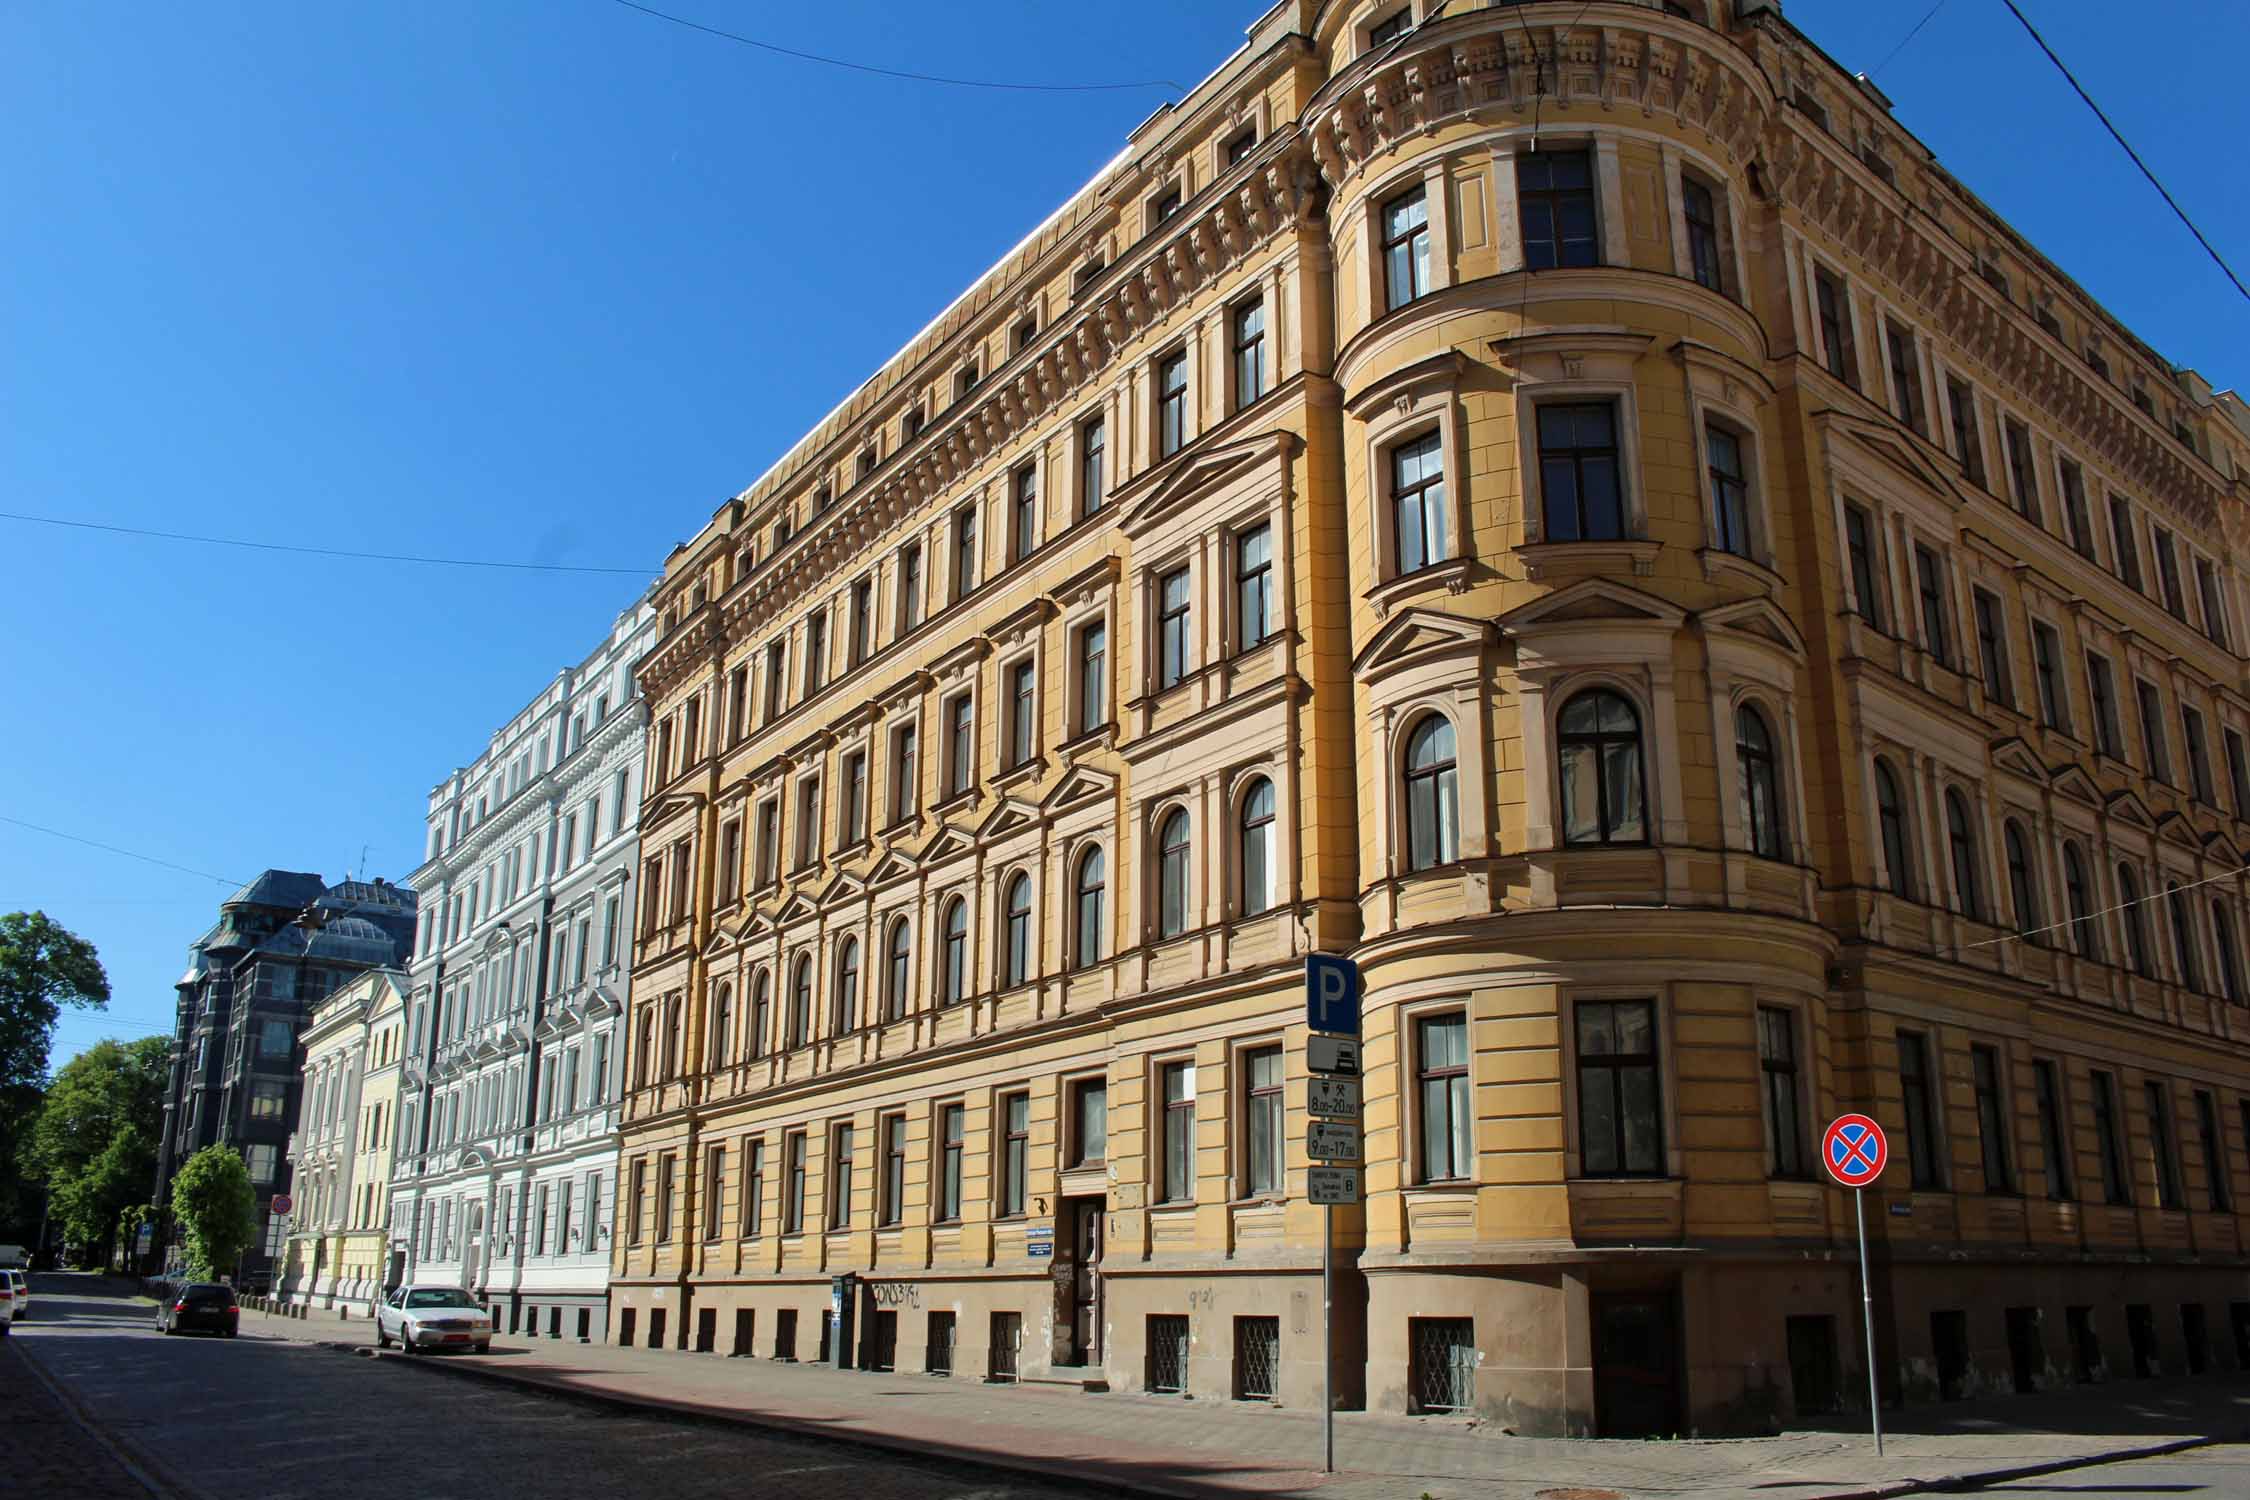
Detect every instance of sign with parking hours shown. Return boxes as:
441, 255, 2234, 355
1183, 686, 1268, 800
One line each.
1307, 1120, 1361, 1162
1307, 1075, 1360, 1120
1304, 955, 1363, 1205
1307, 1167, 1361, 1205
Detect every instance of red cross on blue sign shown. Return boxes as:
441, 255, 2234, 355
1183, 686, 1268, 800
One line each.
1821, 1114, 1888, 1188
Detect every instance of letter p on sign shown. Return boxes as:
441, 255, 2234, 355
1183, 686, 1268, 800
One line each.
1305, 954, 1361, 1036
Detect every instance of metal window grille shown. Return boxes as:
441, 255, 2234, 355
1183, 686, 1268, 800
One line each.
989, 1311, 1021, 1382
1409, 1317, 1477, 1414
1148, 1314, 1191, 1394
1234, 1316, 1280, 1401
927, 1311, 956, 1376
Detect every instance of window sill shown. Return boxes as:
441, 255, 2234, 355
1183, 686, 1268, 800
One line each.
932, 789, 979, 818
1058, 722, 1117, 756
1516, 539, 1661, 580
993, 757, 1046, 793
1362, 558, 1472, 617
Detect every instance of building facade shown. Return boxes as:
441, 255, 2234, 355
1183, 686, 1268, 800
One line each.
609, 0, 2250, 1436
278, 966, 408, 1311
392, 594, 657, 1342
154, 873, 418, 1284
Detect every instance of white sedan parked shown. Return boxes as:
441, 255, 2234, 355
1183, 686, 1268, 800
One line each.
374, 1285, 492, 1353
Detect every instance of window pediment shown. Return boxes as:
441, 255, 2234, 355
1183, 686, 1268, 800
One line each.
1700, 597, 1809, 660
773, 892, 821, 927
1115, 430, 1301, 540
2104, 790, 2154, 830
1048, 555, 1120, 611
974, 796, 1043, 842
1501, 576, 1685, 632
2050, 764, 2102, 808
1343, 350, 1469, 421
1815, 410, 1972, 512
1489, 327, 1654, 386
1988, 736, 2049, 785
1041, 764, 1119, 814
864, 849, 919, 887
927, 638, 989, 688
815, 871, 866, 907
1352, 606, 1495, 678
918, 825, 978, 867
985, 598, 1056, 653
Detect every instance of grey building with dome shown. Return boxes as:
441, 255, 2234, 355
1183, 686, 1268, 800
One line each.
153, 872, 418, 1282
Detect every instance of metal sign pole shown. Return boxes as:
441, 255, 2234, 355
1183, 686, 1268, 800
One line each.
1322, 1200, 1334, 1473
1854, 1186, 1883, 1457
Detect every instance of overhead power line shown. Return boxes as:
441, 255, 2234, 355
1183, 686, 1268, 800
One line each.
607, 0, 1186, 94
0, 511, 650, 576
1869, 0, 1947, 81
0, 814, 244, 887
1997, 0, 2250, 306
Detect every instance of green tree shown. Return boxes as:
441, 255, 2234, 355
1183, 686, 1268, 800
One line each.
0, 913, 110, 1237
170, 1144, 255, 1281
24, 1036, 166, 1266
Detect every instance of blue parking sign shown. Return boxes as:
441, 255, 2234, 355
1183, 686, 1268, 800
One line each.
1305, 953, 1361, 1036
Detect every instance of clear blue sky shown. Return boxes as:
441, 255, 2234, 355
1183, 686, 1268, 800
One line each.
6, 0, 2246, 1072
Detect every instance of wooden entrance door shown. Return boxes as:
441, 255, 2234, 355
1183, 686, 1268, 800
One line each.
1069, 1201, 1103, 1364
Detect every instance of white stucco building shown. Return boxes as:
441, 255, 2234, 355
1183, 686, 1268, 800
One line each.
393, 591, 657, 1341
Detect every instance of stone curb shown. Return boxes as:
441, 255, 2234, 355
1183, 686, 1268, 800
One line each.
1808, 1433, 2221, 1500
312, 1338, 1231, 1500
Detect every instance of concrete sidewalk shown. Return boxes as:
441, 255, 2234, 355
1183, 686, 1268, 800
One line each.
239, 1302, 2247, 1500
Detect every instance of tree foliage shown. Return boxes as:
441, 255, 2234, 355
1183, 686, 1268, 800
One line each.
24, 1036, 166, 1265
171, 1144, 255, 1280
0, 912, 110, 1236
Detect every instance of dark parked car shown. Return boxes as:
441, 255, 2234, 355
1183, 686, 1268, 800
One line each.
157, 1282, 239, 1337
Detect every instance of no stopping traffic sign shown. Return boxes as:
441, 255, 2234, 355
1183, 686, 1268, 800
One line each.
1821, 1114, 1888, 1188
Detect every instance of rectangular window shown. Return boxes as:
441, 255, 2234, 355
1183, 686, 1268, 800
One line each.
2059, 459, 2095, 560
1012, 463, 1038, 563
1973, 589, 2010, 707
2088, 654, 2123, 759
1898, 1031, 1942, 1189
628, 1158, 648, 1244
2137, 680, 2171, 782
842, 750, 869, 845
2109, 496, 2143, 591
830, 1124, 855, 1228
1815, 269, 1857, 387
944, 694, 974, 799
1946, 376, 1985, 485
1706, 423, 1751, 556
1157, 352, 1188, 457
2196, 1090, 2230, 1212
655, 1154, 675, 1243
1391, 430, 1449, 572
1538, 401, 1624, 542
1518, 148, 1597, 270
754, 799, 778, 887
1236, 524, 1274, 650
2032, 623, 2067, 731
1758, 1006, 1804, 1179
891, 724, 918, 822
998, 1093, 1028, 1217
1224, 125, 1257, 166
2033, 1060, 2073, 1202
1157, 567, 1192, 690
1070, 1077, 1107, 1168
937, 1104, 965, 1222
1159, 1061, 1195, 1203
1844, 503, 1885, 630
1005, 659, 1036, 769
898, 543, 924, 633
2229, 728, 2250, 815
718, 819, 741, 906
1077, 621, 1107, 735
2004, 418, 2038, 519
1576, 1000, 1662, 1177
1381, 184, 1430, 309
1080, 415, 1107, 518
1885, 322, 1925, 433
250, 1081, 286, 1119
793, 776, 821, 869
953, 504, 980, 597
2148, 1082, 2182, 1210
2197, 558, 2230, 648
849, 578, 874, 667
1972, 1045, 2014, 1193
1682, 176, 1723, 292
2155, 528, 2187, 619
784, 1132, 807, 1233
703, 1144, 725, 1241
2091, 1071, 2129, 1205
1367, 6, 1411, 45
1243, 1045, 1284, 1196
727, 664, 749, 743
741, 1140, 764, 1236
1913, 543, 1951, 666
1232, 297, 1266, 409
2184, 706, 2216, 803
879, 1114, 906, 1227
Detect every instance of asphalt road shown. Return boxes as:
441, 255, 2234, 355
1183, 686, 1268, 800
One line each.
1968, 1443, 2250, 1496
10, 1272, 1086, 1500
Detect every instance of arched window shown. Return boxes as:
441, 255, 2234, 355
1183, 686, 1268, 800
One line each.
748, 968, 771, 1059
1157, 809, 1191, 938
663, 996, 683, 1079
1736, 704, 1783, 859
1075, 846, 1106, 967
2167, 883, 2202, 992
1873, 759, 1914, 898
1002, 873, 1033, 988
787, 956, 812, 1048
1403, 717, 1459, 870
941, 897, 968, 1005
1240, 778, 1276, 913
2063, 844, 2098, 959
1944, 790, 1983, 921
2212, 900, 2243, 1002
833, 936, 861, 1034
2118, 864, 2153, 977
708, 983, 732, 1071
2003, 821, 2039, 940
1558, 690, 1646, 845
885, 920, 912, 1021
